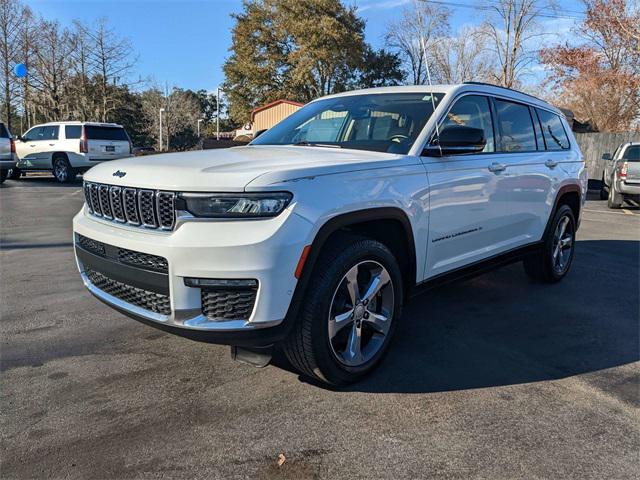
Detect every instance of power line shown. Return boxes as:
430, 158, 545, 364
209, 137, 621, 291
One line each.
416, 0, 585, 20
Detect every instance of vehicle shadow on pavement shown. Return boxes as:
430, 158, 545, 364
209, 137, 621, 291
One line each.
1, 175, 84, 188
275, 239, 639, 394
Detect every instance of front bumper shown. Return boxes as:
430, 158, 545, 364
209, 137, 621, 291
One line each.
73, 207, 314, 345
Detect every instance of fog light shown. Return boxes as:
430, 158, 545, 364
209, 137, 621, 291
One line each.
184, 278, 258, 288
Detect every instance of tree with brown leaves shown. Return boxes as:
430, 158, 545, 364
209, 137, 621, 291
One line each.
540, 0, 640, 132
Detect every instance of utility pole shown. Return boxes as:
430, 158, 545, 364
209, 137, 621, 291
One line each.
159, 107, 165, 151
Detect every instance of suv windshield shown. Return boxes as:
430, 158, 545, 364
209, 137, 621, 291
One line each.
251, 92, 445, 154
85, 126, 129, 141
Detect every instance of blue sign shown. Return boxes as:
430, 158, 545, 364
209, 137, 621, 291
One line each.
14, 63, 27, 78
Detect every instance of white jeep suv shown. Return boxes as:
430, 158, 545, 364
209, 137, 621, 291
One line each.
73, 84, 587, 385
13, 121, 133, 183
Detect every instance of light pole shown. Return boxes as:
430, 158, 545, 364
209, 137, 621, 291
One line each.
197, 118, 203, 137
216, 87, 222, 141
159, 107, 165, 151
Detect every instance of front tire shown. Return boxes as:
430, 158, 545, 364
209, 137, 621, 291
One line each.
53, 155, 76, 183
523, 204, 576, 283
283, 237, 404, 386
0, 169, 7, 184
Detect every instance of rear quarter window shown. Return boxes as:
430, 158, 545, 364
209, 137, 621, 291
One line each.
622, 145, 640, 162
85, 126, 129, 141
65, 125, 82, 139
536, 109, 570, 150
0, 123, 9, 138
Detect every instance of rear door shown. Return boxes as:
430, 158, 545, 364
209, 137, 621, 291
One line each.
621, 145, 640, 184
85, 126, 131, 161
34, 125, 60, 167
422, 94, 513, 277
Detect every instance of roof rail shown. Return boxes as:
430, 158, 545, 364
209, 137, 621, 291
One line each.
462, 81, 545, 104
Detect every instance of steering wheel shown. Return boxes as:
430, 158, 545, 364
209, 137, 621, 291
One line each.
389, 134, 409, 143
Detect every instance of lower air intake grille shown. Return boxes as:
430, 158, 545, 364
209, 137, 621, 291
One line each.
86, 268, 171, 315
117, 248, 168, 273
201, 288, 257, 321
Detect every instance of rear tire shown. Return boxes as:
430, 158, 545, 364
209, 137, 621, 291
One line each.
7, 167, 22, 179
523, 204, 576, 283
283, 236, 404, 386
599, 176, 608, 200
0, 169, 6, 184
53, 155, 76, 183
607, 181, 623, 209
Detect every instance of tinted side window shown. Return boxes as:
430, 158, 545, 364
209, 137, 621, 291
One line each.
42, 126, 59, 140
65, 125, 82, 139
23, 127, 43, 141
0, 123, 9, 138
623, 145, 640, 162
494, 99, 537, 152
442, 95, 495, 152
536, 109, 570, 150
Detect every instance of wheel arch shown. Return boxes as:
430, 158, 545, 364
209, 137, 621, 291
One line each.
545, 183, 582, 237
51, 151, 69, 167
282, 207, 417, 337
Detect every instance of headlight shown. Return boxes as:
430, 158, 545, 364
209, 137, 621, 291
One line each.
176, 192, 293, 218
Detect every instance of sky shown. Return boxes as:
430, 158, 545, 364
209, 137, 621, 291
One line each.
28, 0, 587, 92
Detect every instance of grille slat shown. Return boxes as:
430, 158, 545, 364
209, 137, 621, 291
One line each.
110, 186, 126, 222
76, 234, 168, 274
99, 185, 113, 219
86, 268, 171, 315
201, 288, 257, 321
83, 182, 176, 231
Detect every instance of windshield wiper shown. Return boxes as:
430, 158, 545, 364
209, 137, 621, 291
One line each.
292, 141, 342, 148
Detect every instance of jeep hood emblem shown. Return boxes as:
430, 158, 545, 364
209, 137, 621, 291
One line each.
113, 170, 126, 178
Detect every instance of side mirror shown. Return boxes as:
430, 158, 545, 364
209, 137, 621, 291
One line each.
422, 126, 486, 157
15, 136, 23, 142
601, 153, 612, 161
253, 129, 267, 139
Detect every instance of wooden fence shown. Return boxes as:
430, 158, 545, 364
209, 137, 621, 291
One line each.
575, 132, 640, 180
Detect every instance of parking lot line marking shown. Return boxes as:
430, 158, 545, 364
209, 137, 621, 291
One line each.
583, 208, 638, 216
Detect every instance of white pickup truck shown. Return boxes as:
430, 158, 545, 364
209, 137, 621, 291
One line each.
73, 84, 587, 385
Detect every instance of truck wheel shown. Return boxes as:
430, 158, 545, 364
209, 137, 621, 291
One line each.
599, 176, 608, 200
7, 167, 22, 179
53, 155, 76, 183
523, 204, 576, 283
0, 169, 6, 184
607, 182, 623, 209
283, 237, 404, 386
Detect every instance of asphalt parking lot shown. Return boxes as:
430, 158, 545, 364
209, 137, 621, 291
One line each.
1, 176, 639, 479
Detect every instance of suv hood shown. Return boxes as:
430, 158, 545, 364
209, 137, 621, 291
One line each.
83, 146, 408, 191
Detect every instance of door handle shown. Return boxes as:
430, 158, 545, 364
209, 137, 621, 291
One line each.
488, 162, 507, 173
49, 143, 55, 146
545, 159, 558, 168
29, 144, 36, 147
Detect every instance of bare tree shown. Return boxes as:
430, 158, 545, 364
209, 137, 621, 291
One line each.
480, 0, 552, 88
0, 0, 29, 130
384, 1, 449, 85
431, 26, 495, 84
78, 18, 135, 122
28, 20, 73, 121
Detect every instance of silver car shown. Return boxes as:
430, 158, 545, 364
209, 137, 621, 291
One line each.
600, 142, 640, 209
0, 122, 17, 184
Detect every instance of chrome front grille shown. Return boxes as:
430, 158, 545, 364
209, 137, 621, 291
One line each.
84, 182, 176, 231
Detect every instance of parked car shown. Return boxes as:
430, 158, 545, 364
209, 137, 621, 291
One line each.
600, 142, 640, 208
0, 122, 17, 184
73, 83, 587, 385
12, 121, 133, 183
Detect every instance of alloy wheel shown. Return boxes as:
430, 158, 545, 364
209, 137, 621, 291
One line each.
327, 260, 394, 367
54, 159, 68, 182
552, 215, 574, 274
